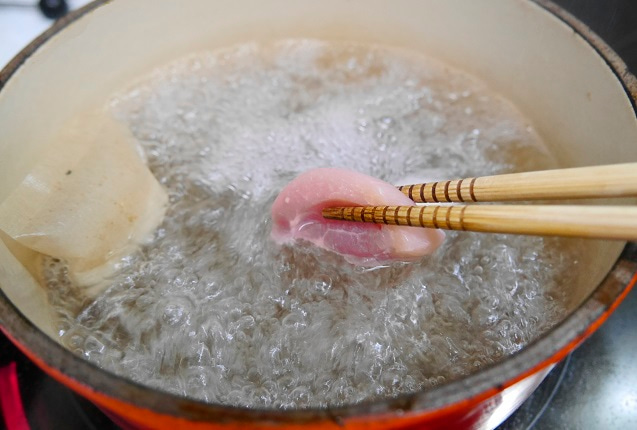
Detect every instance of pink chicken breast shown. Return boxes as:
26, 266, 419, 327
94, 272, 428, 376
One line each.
271, 168, 445, 265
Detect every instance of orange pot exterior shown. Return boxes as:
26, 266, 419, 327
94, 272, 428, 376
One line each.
0, 328, 485, 429
3, 262, 635, 430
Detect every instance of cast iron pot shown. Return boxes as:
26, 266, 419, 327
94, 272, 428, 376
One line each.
1, 0, 636, 428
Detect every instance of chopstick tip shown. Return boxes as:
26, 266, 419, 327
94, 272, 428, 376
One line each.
322, 207, 345, 220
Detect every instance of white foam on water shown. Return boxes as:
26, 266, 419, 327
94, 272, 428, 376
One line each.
45, 40, 583, 408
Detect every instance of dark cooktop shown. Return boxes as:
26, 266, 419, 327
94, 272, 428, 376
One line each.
1, 1, 636, 429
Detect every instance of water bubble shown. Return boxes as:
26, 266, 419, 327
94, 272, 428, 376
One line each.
84, 336, 106, 357
313, 275, 332, 294
158, 296, 193, 326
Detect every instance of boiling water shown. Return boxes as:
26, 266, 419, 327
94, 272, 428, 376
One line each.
45, 40, 583, 408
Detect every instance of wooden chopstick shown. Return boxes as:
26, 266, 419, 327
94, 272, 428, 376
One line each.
397, 163, 637, 203
322, 205, 637, 241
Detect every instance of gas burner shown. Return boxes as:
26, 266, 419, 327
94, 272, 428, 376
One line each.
0, 331, 119, 430
38, 0, 68, 19
498, 357, 571, 429
0, 0, 68, 19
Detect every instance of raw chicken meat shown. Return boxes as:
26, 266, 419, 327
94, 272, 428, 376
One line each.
271, 168, 445, 265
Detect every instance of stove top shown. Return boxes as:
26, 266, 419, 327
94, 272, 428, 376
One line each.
0, 1, 636, 429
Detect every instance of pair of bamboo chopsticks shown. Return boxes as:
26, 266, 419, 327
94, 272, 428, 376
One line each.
322, 163, 637, 241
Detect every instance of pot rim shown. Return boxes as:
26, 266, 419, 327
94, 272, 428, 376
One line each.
0, 0, 636, 425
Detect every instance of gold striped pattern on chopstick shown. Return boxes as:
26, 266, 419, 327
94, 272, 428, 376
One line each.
322, 204, 637, 241
396, 162, 637, 203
